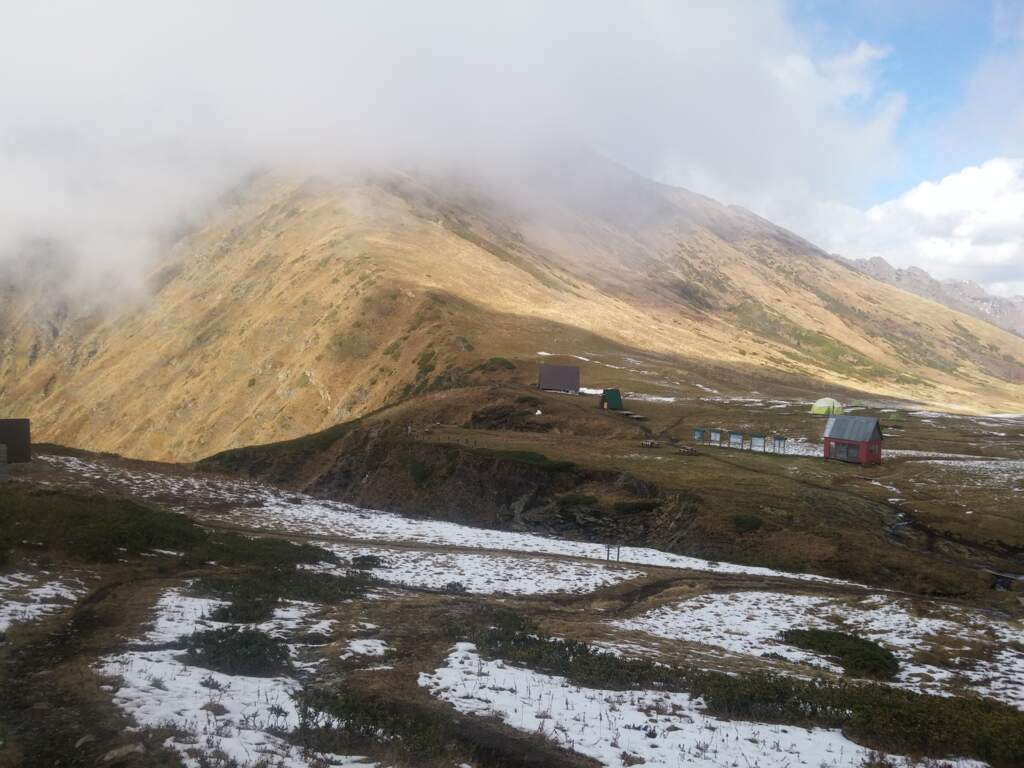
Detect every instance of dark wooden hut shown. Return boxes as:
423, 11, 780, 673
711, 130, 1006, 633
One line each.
537, 364, 581, 393
0, 419, 31, 463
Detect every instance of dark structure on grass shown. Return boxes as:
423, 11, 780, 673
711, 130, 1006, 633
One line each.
0, 419, 31, 464
599, 388, 624, 410
823, 415, 882, 465
537, 364, 580, 394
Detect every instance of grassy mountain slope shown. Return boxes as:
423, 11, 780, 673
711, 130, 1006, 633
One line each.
2, 160, 1023, 461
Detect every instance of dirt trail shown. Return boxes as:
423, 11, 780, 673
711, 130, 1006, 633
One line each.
0, 573, 183, 767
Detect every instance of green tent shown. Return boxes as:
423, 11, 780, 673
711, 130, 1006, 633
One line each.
600, 388, 624, 410
810, 397, 844, 416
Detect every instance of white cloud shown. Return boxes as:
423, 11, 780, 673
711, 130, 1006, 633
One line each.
0, 1, 903, 295
806, 158, 1024, 295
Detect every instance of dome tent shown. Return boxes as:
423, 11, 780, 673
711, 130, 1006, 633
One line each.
810, 397, 843, 416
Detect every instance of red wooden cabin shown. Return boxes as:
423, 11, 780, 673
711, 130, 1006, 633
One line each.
823, 415, 882, 465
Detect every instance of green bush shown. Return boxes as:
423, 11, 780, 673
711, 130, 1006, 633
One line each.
0, 486, 203, 562
295, 687, 464, 762
612, 500, 661, 514
404, 458, 433, 488
0, 485, 334, 567
476, 357, 515, 372
732, 514, 764, 534
196, 568, 370, 623
350, 554, 386, 570
185, 627, 290, 677
467, 448, 574, 471
781, 628, 899, 680
416, 349, 437, 377
556, 493, 599, 510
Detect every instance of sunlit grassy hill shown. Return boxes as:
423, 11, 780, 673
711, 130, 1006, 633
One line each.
2, 155, 1023, 461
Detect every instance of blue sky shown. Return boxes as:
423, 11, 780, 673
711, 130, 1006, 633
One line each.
775, 0, 1024, 293
793, 0, 998, 202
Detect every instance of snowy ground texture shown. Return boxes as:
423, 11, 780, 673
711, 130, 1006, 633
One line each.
38, 455, 851, 586
99, 588, 375, 768
421, 643, 986, 768
613, 591, 1024, 708
0, 567, 88, 632
310, 542, 644, 595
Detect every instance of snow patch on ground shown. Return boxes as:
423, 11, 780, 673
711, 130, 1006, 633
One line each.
99, 588, 372, 768
341, 638, 390, 660
420, 643, 984, 768
625, 392, 676, 403
912, 457, 1024, 489
39, 456, 850, 586
0, 568, 88, 632
310, 543, 644, 595
613, 591, 1024, 708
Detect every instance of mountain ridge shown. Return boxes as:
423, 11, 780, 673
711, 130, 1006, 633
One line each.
2, 158, 1023, 461
844, 255, 1024, 337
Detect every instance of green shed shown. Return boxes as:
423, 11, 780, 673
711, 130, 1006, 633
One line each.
600, 388, 624, 410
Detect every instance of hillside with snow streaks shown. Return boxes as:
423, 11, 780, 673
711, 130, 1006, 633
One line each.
37, 455, 851, 586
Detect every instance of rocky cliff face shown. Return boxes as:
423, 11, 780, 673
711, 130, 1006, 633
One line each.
849, 256, 1024, 337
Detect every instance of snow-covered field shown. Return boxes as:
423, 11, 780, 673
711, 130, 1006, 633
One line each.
99, 588, 374, 768
311, 542, 644, 595
0, 568, 88, 632
612, 591, 1024, 708
913, 457, 1024, 489
37, 455, 851, 585
421, 643, 986, 768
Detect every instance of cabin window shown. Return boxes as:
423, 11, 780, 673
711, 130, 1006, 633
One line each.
833, 442, 858, 461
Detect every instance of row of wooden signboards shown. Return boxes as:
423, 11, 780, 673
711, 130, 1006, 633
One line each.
692, 429, 788, 453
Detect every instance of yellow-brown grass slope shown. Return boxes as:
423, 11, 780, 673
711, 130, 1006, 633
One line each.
2, 160, 1022, 460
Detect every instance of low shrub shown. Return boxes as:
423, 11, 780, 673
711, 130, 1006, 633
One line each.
404, 458, 433, 488
467, 448, 574, 472
350, 554, 386, 570
732, 514, 764, 534
196, 567, 370, 623
0, 486, 202, 562
0, 485, 334, 567
476, 357, 515, 372
556, 493, 599, 510
781, 628, 899, 680
612, 500, 661, 514
184, 627, 290, 677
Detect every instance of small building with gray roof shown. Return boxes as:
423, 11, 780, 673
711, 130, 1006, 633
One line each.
823, 415, 882, 465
